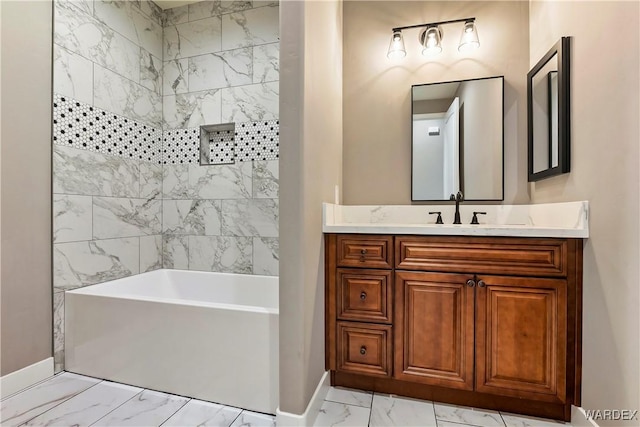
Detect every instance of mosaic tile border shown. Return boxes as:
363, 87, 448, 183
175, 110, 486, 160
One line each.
53, 94, 279, 166
163, 120, 279, 165
209, 127, 235, 165
53, 94, 162, 164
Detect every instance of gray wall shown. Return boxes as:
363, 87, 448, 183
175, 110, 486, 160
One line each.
279, 0, 343, 415
343, 1, 530, 205
529, 1, 639, 424
0, 0, 53, 376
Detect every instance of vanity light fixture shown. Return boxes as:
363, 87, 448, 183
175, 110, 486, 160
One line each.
387, 30, 406, 59
420, 25, 443, 56
387, 17, 480, 59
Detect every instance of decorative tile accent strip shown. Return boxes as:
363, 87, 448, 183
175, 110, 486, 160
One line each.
162, 120, 279, 165
209, 128, 236, 165
163, 128, 200, 164
53, 93, 162, 164
235, 120, 279, 162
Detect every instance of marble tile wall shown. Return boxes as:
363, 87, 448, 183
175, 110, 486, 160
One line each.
54, 0, 163, 128
161, 0, 280, 276
53, 0, 165, 373
162, 160, 279, 276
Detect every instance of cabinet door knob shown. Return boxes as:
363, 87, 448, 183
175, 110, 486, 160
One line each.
477, 280, 486, 288
360, 291, 367, 300
466, 279, 476, 288
360, 346, 367, 355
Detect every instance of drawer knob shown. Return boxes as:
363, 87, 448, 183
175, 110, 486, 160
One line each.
466, 279, 476, 288
477, 279, 486, 288
360, 346, 367, 355
360, 291, 367, 300
360, 249, 367, 255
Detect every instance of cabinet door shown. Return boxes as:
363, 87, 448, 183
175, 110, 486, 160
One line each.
475, 275, 567, 402
394, 271, 475, 390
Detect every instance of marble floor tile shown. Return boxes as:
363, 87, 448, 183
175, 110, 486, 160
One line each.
92, 389, 189, 426
163, 399, 242, 427
325, 387, 373, 408
370, 393, 436, 427
0, 373, 100, 427
500, 412, 568, 427
434, 403, 506, 427
24, 381, 141, 426
230, 410, 276, 426
437, 421, 486, 427
314, 401, 371, 427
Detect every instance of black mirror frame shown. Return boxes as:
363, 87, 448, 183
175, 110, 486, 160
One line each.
527, 37, 571, 182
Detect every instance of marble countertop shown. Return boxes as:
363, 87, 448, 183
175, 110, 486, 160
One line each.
322, 201, 589, 238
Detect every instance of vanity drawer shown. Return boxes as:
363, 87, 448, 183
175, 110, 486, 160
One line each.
396, 236, 568, 277
337, 269, 392, 323
337, 235, 393, 269
337, 322, 392, 377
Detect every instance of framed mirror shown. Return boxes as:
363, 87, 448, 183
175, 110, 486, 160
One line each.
411, 76, 504, 201
528, 37, 571, 181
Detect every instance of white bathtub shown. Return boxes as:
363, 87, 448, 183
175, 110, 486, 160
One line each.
65, 269, 279, 414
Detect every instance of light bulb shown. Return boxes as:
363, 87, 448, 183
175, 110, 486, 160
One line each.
459, 20, 480, 52
387, 30, 406, 59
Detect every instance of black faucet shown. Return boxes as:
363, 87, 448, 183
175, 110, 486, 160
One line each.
449, 191, 464, 224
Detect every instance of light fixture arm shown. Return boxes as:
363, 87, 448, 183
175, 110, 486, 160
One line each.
392, 17, 475, 33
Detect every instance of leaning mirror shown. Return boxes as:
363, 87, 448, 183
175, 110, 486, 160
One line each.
411, 76, 504, 201
528, 37, 570, 181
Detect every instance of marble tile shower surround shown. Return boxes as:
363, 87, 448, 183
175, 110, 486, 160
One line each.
52, 0, 280, 374
162, 160, 279, 275
159, 0, 280, 277
162, 2, 280, 129
54, 0, 164, 128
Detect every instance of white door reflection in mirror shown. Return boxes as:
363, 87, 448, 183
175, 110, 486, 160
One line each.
443, 97, 460, 198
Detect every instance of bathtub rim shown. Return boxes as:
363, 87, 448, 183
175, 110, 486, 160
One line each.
65, 269, 279, 315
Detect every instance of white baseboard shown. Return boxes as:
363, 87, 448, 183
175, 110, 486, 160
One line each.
572, 405, 601, 427
276, 371, 330, 426
0, 357, 54, 399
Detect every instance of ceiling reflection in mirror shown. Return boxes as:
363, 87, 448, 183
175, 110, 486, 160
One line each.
411, 76, 504, 201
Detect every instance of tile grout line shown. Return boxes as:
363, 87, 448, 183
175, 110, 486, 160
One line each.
18, 379, 105, 426
158, 397, 193, 426
54, 233, 162, 247
229, 408, 244, 426
87, 388, 145, 426
0, 371, 66, 402
498, 411, 507, 427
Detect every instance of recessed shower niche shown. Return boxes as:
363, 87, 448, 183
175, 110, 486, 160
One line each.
200, 123, 236, 165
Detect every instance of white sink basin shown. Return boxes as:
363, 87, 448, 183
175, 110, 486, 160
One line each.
322, 201, 589, 238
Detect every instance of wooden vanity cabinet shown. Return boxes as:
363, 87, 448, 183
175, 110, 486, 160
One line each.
325, 234, 583, 421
